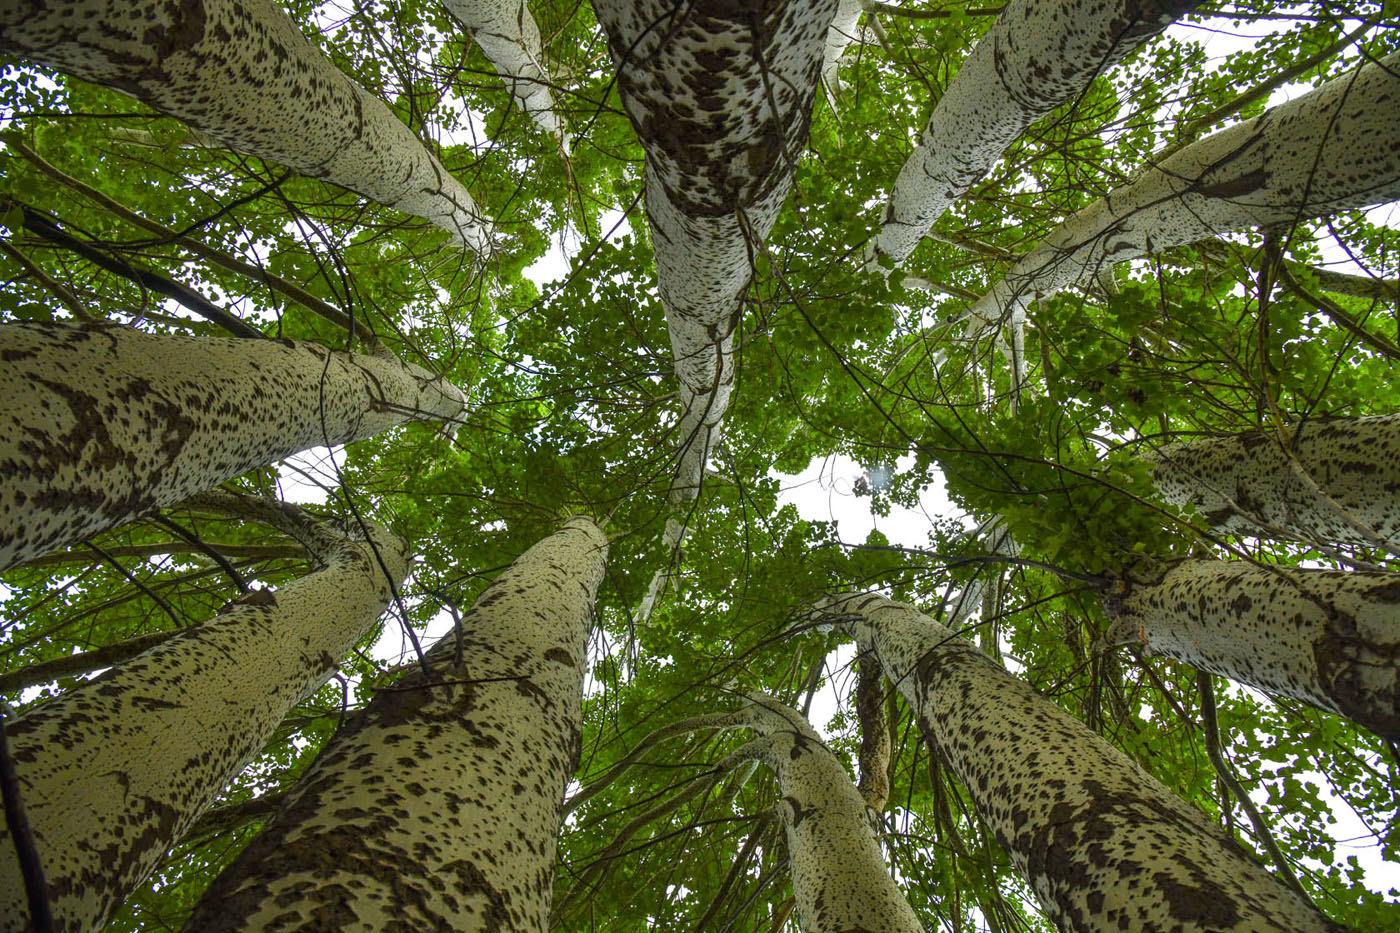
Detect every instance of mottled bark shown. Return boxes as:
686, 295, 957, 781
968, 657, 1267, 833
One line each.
831, 591, 1343, 933
874, 0, 1202, 264
0, 521, 411, 932
821, 0, 862, 98
0, 322, 466, 571
1147, 415, 1400, 550
1109, 560, 1400, 741
0, 0, 492, 251
964, 51, 1400, 347
443, 0, 568, 150
592, 0, 836, 499
187, 517, 608, 931
0, 630, 179, 697
743, 695, 922, 933
854, 650, 890, 811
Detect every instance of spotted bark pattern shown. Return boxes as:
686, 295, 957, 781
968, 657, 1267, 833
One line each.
592, 0, 836, 498
875, 0, 1202, 264
832, 591, 1344, 933
0, 522, 411, 932
743, 696, 922, 933
853, 650, 890, 812
820, 0, 862, 98
443, 0, 567, 150
1110, 560, 1400, 741
0, 0, 492, 251
1147, 414, 1400, 550
185, 517, 607, 931
0, 322, 466, 571
965, 50, 1400, 333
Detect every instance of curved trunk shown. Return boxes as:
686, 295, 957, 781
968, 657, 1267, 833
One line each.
0, 522, 411, 932
873, 0, 1202, 265
0, 322, 465, 571
593, 0, 836, 500
821, 0, 863, 99
186, 517, 607, 931
743, 695, 922, 933
831, 591, 1343, 933
443, 0, 568, 150
1109, 560, 1400, 741
0, 0, 492, 252
964, 51, 1400, 349
1147, 415, 1400, 550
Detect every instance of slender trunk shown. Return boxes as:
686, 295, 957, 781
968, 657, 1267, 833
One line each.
0, 322, 465, 571
1108, 560, 1400, 741
592, 0, 836, 500
743, 695, 922, 933
186, 517, 607, 931
854, 650, 890, 811
1147, 415, 1400, 550
821, 0, 863, 99
444, 0, 568, 151
0, 522, 411, 932
873, 0, 1202, 265
0, 630, 179, 697
0, 0, 492, 251
16, 542, 306, 571
830, 591, 1344, 933
964, 51, 1400, 348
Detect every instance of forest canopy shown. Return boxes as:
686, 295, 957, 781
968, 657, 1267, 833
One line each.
0, 0, 1397, 930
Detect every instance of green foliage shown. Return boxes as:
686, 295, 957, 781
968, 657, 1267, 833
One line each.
1, 0, 1397, 930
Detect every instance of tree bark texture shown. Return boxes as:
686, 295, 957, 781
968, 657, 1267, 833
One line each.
742, 695, 922, 933
0, 522, 411, 932
0, 322, 466, 571
0, 0, 493, 252
873, 0, 1202, 265
443, 0, 568, 150
964, 50, 1400, 338
831, 591, 1345, 933
821, 0, 862, 98
185, 517, 608, 931
592, 0, 836, 499
1109, 559, 1400, 741
1147, 415, 1400, 550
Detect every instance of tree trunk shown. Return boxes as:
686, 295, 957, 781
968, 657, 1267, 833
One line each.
0, 521, 411, 932
592, 0, 836, 500
873, 0, 1202, 265
0, 322, 465, 571
830, 591, 1345, 933
1108, 559, 1400, 742
0, 0, 492, 252
1146, 415, 1400, 550
444, 0, 567, 151
185, 517, 607, 931
743, 695, 922, 933
821, 0, 863, 99
964, 50, 1400, 349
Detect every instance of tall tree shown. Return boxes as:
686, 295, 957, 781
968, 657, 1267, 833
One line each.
0, 322, 465, 571
0, 503, 411, 931
0, 0, 493, 251
184, 516, 606, 930
827, 590, 1347, 932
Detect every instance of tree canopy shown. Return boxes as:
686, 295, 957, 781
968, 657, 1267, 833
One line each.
1, 0, 1397, 930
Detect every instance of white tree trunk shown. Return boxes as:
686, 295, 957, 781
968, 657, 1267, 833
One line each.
821, 0, 863, 99
830, 591, 1343, 933
0, 521, 411, 932
1147, 415, 1400, 550
1109, 560, 1400, 742
873, 0, 1202, 265
742, 695, 922, 933
0, 0, 493, 252
0, 322, 466, 571
443, 0, 568, 151
592, 0, 836, 500
185, 517, 607, 931
964, 51, 1400, 351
